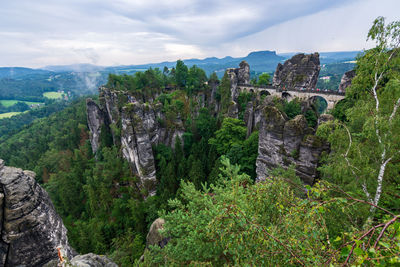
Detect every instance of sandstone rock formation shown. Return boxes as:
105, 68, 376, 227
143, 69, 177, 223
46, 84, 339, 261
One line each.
338, 69, 356, 93
255, 102, 329, 185
86, 99, 105, 154
69, 253, 118, 267
273, 53, 320, 90
0, 159, 74, 266
226, 60, 251, 118
87, 87, 186, 197
146, 218, 170, 248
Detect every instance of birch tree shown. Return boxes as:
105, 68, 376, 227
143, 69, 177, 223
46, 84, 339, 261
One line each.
318, 17, 400, 217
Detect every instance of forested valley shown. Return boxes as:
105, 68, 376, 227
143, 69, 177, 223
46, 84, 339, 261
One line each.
0, 17, 399, 266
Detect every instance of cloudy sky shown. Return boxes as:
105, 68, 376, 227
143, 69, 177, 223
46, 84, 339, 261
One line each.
1, 0, 399, 68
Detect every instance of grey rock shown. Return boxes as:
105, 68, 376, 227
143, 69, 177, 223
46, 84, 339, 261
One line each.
318, 114, 334, 125
338, 69, 356, 93
256, 103, 328, 184
273, 53, 320, 90
146, 218, 169, 248
121, 104, 157, 197
86, 99, 104, 154
70, 253, 118, 267
0, 161, 74, 266
238, 61, 250, 84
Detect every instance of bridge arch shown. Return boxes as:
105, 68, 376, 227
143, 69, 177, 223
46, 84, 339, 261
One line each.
309, 96, 328, 114
282, 91, 292, 101
260, 90, 271, 97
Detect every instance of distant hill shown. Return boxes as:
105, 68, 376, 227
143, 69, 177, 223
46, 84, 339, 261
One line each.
36, 50, 360, 77
43, 64, 106, 73
0, 50, 361, 100
105, 50, 285, 76
0, 67, 53, 79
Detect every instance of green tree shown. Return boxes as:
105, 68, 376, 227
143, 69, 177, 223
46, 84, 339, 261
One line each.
143, 158, 332, 266
209, 117, 246, 155
175, 60, 188, 88
186, 65, 207, 95
257, 73, 271, 86
318, 17, 400, 219
217, 72, 232, 114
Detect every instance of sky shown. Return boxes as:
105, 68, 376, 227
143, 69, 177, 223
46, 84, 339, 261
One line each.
0, 0, 399, 68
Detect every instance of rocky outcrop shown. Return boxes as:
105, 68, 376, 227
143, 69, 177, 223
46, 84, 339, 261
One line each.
0, 160, 119, 267
146, 218, 170, 248
0, 159, 74, 266
87, 87, 186, 197
86, 99, 104, 154
255, 101, 329, 184
121, 103, 157, 196
69, 253, 118, 267
338, 69, 356, 93
273, 53, 320, 90
227, 60, 250, 86
226, 61, 251, 118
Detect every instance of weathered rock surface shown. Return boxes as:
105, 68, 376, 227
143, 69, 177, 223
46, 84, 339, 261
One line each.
0, 159, 74, 266
338, 69, 356, 93
226, 60, 251, 118
86, 99, 104, 154
121, 104, 157, 196
87, 87, 186, 197
69, 253, 118, 267
255, 103, 329, 185
273, 53, 320, 90
146, 218, 170, 248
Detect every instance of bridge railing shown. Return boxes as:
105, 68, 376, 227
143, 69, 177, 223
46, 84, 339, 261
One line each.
237, 83, 345, 96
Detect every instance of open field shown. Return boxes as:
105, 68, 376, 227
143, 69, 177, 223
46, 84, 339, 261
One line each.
0, 100, 43, 107
0, 112, 22, 119
43, 91, 64, 99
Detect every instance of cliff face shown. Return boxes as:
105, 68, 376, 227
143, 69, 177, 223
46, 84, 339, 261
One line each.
0, 160, 119, 267
338, 69, 356, 93
273, 53, 320, 90
87, 60, 330, 196
86, 99, 105, 154
87, 87, 185, 197
0, 159, 74, 266
255, 100, 330, 185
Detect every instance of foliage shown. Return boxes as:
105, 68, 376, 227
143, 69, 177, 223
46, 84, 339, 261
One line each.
237, 91, 253, 120
283, 98, 301, 119
217, 72, 232, 115
175, 60, 188, 88
318, 17, 400, 223
257, 73, 271, 86
209, 117, 246, 155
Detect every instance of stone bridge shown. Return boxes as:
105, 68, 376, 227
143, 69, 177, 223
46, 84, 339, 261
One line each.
237, 84, 345, 111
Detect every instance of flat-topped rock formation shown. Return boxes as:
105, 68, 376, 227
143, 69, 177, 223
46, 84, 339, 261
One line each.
273, 53, 320, 91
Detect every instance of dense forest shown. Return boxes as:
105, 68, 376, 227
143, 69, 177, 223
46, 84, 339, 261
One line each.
0, 17, 399, 266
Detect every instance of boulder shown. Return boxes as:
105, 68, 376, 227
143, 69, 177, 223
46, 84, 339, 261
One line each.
70, 253, 118, 267
146, 218, 169, 248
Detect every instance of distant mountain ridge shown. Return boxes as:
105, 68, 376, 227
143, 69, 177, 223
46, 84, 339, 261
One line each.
0, 50, 362, 79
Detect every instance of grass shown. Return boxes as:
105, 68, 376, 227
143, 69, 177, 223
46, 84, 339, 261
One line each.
43, 92, 64, 99
0, 100, 43, 107
0, 112, 22, 119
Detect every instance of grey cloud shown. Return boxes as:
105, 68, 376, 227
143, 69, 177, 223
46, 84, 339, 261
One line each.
0, 0, 397, 67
